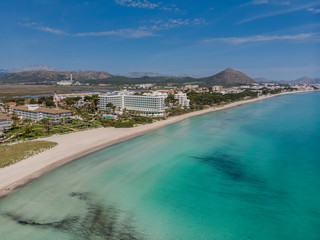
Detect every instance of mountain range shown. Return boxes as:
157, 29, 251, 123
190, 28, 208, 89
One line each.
0, 65, 318, 86
0, 67, 254, 86
0, 70, 112, 83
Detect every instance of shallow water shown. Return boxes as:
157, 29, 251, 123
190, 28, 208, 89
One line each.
0, 92, 319, 239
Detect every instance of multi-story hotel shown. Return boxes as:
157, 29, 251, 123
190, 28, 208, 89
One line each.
0, 113, 12, 133
99, 91, 168, 116
174, 92, 190, 107
12, 105, 72, 122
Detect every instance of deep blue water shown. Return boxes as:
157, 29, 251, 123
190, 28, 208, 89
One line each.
0, 92, 319, 239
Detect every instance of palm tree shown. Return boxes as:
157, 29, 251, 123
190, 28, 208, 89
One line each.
122, 108, 128, 118
112, 106, 116, 115
11, 113, 21, 131
58, 113, 63, 133
105, 103, 115, 114
40, 118, 51, 135
24, 119, 33, 136
83, 113, 90, 128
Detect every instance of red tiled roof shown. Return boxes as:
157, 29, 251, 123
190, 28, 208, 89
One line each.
0, 113, 12, 120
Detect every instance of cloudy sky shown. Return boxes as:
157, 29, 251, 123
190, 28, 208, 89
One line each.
0, 0, 319, 79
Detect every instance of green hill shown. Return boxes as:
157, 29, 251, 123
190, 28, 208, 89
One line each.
202, 68, 256, 86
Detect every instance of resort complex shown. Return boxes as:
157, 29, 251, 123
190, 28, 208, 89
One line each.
12, 105, 72, 122
1, 1, 320, 239
0, 75, 319, 239
99, 90, 168, 116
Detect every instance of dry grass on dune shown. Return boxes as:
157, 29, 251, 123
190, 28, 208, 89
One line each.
0, 141, 57, 168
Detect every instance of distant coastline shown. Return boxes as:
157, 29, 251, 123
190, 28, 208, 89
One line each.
0, 90, 315, 198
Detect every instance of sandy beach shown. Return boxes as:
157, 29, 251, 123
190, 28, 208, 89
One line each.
0, 91, 310, 198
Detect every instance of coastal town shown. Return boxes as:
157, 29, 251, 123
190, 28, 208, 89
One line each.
0, 68, 319, 198
1, 1, 320, 238
0, 77, 318, 144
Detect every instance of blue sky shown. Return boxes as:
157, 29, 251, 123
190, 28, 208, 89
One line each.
0, 0, 319, 80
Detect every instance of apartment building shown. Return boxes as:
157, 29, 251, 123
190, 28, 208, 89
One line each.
174, 92, 190, 107
0, 113, 12, 133
184, 84, 199, 90
212, 86, 223, 92
12, 105, 72, 121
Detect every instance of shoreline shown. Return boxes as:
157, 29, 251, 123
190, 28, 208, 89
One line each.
0, 90, 313, 198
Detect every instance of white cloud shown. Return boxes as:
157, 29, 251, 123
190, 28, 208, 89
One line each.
20, 18, 205, 39
115, 0, 158, 9
147, 18, 205, 31
74, 28, 155, 38
34, 26, 67, 35
203, 33, 319, 44
246, 0, 290, 6
114, 0, 178, 11
19, 22, 68, 35
308, 8, 320, 14
238, 1, 318, 24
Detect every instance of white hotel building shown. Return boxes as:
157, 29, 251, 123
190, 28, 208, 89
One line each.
0, 113, 12, 133
12, 105, 72, 122
99, 91, 168, 116
174, 92, 190, 107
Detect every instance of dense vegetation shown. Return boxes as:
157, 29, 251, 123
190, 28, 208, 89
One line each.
260, 87, 297, 95
1, 96, 25, 106
0, 141, 57, 168
188, 90, 258, 106
100, 116, 157, 128
164, 90, 258, 117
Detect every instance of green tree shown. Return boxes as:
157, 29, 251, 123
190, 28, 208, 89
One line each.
11, 113, 20, 121
29, 98, 38, 104
45, 99, 55, 107
165, 94, 177, 106
40, 118, 51, 135
105, 103, 116, 114
23, 119, 33, 136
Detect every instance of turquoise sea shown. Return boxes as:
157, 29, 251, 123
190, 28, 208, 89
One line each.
0, 92, 319, 240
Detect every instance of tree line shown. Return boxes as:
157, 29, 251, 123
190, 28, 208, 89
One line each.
187, 90, 258, 106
